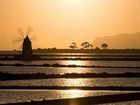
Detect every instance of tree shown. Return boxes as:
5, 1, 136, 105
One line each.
69, 42, 78, 49
101, 43, 108, 49
81, 42, 92, 49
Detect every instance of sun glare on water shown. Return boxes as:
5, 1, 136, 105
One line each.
65, 89, 86, 98
63, 89, 87, 105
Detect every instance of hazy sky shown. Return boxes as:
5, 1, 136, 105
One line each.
0, 0, 140, 50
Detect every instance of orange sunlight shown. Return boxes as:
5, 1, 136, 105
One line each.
65, 89, 85, 98
0, 0, 140, 50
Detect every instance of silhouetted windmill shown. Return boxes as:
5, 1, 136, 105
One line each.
14, 27, 40, 60
14, 27, 34, 50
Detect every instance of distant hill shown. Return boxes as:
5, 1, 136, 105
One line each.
93, 32, 140, 49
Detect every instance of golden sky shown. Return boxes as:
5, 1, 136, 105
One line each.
0, 0, 140, 50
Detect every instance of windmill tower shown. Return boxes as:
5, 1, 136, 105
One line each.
21, 27, 33, 56
22, 35, 32, 56
14, 27, 40, 60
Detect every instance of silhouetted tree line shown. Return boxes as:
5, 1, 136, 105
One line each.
32, 42, 140, 53
33, 42, 108, 51
68, 42, 108, 50
69, 42, 93, 49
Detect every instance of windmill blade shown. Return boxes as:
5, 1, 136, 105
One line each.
18, 28, 24, 39
30, 37, 37, 41
13, 39, 23, 43
26, 26, 33, 36
13, 37, 23, 44
30, 35, 37, 40
17, 36, 24, 40
26, 26, 30, 36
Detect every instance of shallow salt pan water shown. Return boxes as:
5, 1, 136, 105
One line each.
0, 60, 140, 67
0, 89, 140, 104
0, 66, 140, 75
0, 78, 140, 87
0, 53, 140, 104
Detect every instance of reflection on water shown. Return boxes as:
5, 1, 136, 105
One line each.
0, 89, 139, 104
60, 60, 89, 66
62, 79, 90, 86
63, 89, 86, 98
66, 90, 83, 105
0, 60, 140, 67
1, 78, 140, 87
0, 53, 140, 104
1, 66, 140, 75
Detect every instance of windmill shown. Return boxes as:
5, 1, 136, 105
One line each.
14, 27, 34, 53
14, 27, 39, 60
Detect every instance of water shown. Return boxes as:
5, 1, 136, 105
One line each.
0, 78, 140, 87
0, 53, 140, 104
0, 60, 140, 67
1, 89, 139, 104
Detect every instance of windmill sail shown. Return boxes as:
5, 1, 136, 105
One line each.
14, 27, 40, 60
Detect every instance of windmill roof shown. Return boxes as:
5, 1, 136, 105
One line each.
24, 36, 30, 41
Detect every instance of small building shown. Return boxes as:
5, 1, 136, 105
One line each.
15, 36, 40, 60
22, 36, 32, 56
